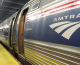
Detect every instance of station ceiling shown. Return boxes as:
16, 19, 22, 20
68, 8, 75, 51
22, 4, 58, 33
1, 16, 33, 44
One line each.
0, 0, 29, 23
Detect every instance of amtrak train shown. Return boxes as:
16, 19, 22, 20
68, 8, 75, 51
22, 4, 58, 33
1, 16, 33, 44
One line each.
0, 0, 80, 65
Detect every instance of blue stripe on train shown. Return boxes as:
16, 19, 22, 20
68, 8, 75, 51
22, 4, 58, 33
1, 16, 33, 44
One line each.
24, 7, 80, 47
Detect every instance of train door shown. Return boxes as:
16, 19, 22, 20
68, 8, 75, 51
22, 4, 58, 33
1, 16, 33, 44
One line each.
18, 8, 28, 54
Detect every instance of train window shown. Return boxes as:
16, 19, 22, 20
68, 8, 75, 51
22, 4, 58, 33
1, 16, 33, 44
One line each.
2, 28, 5, 33
40, 0, 56, 7
29, 0, 40, 12
33, 3, 38, 9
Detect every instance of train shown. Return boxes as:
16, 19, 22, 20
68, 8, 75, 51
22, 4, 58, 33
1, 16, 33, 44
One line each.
0, 0, 80, 65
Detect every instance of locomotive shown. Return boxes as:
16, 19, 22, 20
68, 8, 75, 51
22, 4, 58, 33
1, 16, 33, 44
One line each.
0, 0, 80, 65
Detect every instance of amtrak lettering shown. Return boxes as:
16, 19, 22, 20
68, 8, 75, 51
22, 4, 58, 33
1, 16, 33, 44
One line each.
54, 13, 80, 21
50, 13, 80, 40
26, 28, 32, 31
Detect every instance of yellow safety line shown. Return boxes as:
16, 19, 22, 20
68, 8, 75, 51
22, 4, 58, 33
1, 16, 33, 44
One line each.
0, 44, 20, 65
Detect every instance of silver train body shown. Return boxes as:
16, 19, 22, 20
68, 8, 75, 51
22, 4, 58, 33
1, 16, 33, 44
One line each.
0, 0, 80, 65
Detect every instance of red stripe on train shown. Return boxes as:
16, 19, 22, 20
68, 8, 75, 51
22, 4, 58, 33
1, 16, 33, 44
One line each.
26, 0, 80, 21
50, 4, 79, 14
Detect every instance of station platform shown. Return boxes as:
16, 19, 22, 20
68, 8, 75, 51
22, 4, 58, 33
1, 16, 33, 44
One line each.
0, 44, 21, 65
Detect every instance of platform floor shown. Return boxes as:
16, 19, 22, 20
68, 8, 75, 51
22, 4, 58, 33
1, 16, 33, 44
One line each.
0, 44, 20, 65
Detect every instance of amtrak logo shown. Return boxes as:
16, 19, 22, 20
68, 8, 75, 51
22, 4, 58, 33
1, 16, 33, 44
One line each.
49, 21, 80, 40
